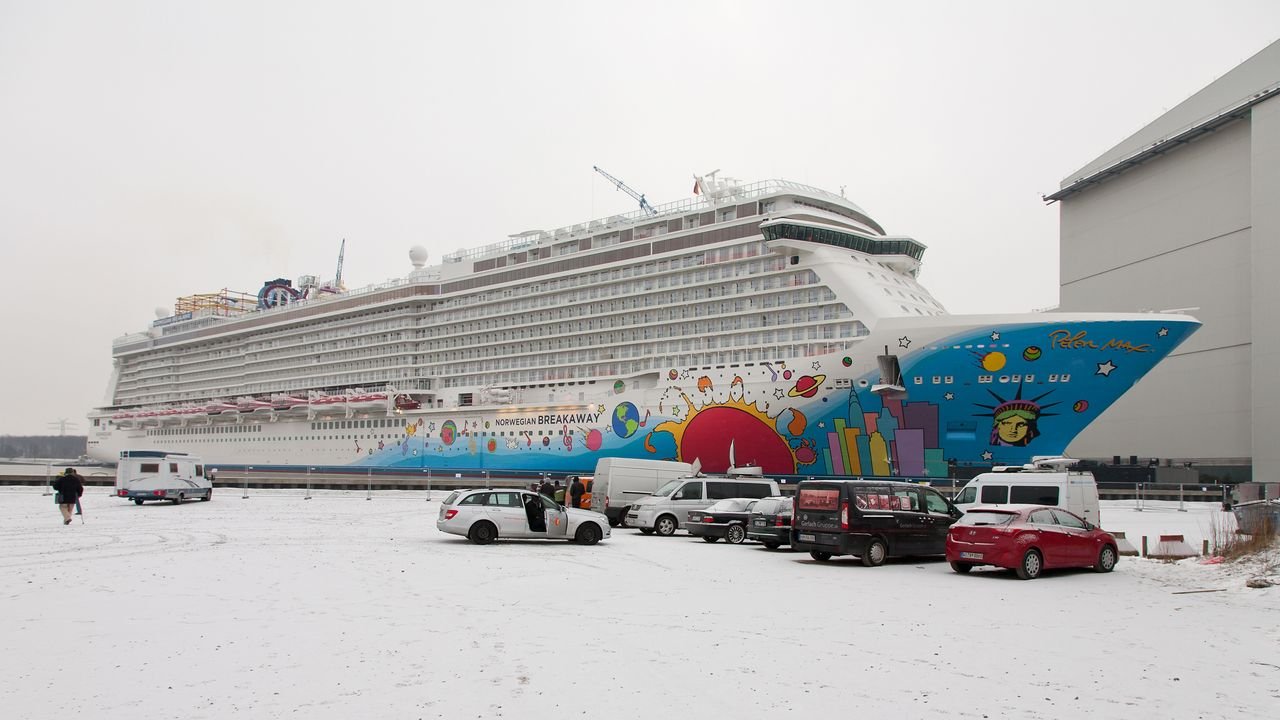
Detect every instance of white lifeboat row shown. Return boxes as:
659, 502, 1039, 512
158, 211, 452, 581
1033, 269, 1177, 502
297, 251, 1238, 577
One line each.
110, 391, 390, 423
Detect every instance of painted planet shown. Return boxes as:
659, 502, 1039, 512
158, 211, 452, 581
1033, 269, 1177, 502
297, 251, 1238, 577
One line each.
782, 370, 793, 380
981, 351, 1007, 372
612, 402, 641, 438
1023, 346, 1043, 362
440, 420, 457, 446
788, 374, 826, 398
484, 420, 491, 429
487, 439, 497, 452
1073, 399, 1089, 413
541, 435, 550, 447
668, 369, 679, 380
614, 380, 626, 394
585, 429, 604, 451
842, 357, 853, 367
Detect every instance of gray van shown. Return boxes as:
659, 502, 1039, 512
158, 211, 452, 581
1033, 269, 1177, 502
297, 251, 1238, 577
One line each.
790, 479, 962, 565
625, 474, 780, 536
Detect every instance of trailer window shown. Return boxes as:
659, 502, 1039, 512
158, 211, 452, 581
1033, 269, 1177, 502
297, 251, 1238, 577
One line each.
169, 463, 179, 473
1010, 486, 1059, 505
979, 485, 1009, 504
139, 463, 159, 473
195, 465, 204, 477
797, 487, 839, 511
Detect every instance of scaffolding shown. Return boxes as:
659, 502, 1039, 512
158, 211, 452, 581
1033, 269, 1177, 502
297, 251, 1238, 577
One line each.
174, 289, 256, 317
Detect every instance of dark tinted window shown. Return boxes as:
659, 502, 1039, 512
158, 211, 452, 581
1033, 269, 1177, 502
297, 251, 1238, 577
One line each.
459, 492, 487, 506
195, 465, 204, 477
1029, 509, 1057, 525
736, 482, 773, 498
979, 485, 1009, 504
139, 463, 159, 473
707, 481, 736, 499
1010, 486, 1060, 505
798, 487, 839, 510
1052, 509, 1087, 529
892, 489, 921, 512
923, 489, 951, 514
674, 482, 702, 500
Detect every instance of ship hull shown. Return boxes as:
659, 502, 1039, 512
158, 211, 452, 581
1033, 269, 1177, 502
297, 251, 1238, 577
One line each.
88, 314, 1197, 477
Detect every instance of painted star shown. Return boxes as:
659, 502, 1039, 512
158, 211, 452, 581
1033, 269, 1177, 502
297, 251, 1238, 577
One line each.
812, 361, 822, 370
981, 451, 993, 461
944, 392, 955, 401
990, 331, 1001, 341
1158, 327, 1169, 337
898, 336, 911, 349
773, 388, 785, 399
1096, 360, 1118, 377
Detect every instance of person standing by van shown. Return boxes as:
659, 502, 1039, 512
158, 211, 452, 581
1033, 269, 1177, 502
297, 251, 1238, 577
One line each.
52, 468, 84, 525
569, 476, 585, 509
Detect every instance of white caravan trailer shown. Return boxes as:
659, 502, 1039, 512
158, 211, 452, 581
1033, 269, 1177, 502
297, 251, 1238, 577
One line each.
115, 450, 212, 505
591, 458, 694, 526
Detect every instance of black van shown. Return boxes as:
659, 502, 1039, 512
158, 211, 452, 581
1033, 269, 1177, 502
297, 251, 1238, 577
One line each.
790, 480, 962, 565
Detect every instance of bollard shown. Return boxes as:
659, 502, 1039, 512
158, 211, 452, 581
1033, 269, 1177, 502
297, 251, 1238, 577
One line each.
242, 466, 250, 499
1203, 539, 1210, 555
1135, 483, 1143, 512
305, 466, 312, 500
366, 467, 372, 500
1141, 536, 1148, 557
1178, 484, 1187, 512
424, 469, 431, 502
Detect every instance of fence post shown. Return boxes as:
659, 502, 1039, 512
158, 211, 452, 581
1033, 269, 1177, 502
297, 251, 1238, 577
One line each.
42, 463, 52, 496
1135, 483, 1142, 511
1141, 536, 1148, 557
305, 466, 312, 500
425, 469, 432, 501
366, 467, 372, 500
485, 470, 490, 489
1202, 539, 1209, 555
242, 466, 251, 499
1178, 484, 1187, 512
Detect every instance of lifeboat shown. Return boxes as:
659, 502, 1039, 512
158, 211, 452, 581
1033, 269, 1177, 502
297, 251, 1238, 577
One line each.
394, 394, 422, 411
272, 394, 308, 411
205, 400, 237, 414
311, 394, 347, 406
237, 397, 273, 413
349, 392, 389, 410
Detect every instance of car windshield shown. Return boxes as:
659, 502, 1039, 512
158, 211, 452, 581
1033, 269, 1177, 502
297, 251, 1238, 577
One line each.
654, 479, 683, 497
707, 498, 751, 512
957, 510, 1018, 526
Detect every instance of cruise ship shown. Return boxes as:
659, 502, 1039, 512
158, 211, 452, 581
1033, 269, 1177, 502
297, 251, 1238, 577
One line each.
86, 174, 1199, 477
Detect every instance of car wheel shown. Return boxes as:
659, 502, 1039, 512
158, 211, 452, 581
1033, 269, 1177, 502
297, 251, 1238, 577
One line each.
1094, 545, 1118, 573
468, 521, 498, 545
1016, 549, 1043, 580
726, 524, 746, 544
949, 561, 974, 574
607, 516, 621, 528
654, 515, 677, 537
763, 542, 781, 550
638, 528, 654, 535
173, 493, 184, 505
133, 498, 144, 505
201, 491, 212, 501
860, 538, 887, 567
702, 536, 719, 543
574, 523, 602, 546
809, 550, 832, 562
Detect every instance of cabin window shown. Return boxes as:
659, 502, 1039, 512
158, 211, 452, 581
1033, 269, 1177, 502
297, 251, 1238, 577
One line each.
195, 465, 204, 477
169, 463, 178, 473
140, 463, 159, 473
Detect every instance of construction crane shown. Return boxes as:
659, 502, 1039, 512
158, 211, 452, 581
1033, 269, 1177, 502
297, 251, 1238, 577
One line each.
334, 239, 346, 289
593, 166, 657, 216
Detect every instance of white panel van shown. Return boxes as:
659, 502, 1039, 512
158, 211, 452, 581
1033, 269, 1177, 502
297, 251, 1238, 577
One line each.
952, 457, 1100, 526
591, 458, 694, 526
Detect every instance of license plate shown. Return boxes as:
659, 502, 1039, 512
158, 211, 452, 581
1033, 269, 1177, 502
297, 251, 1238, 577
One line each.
753, 519, 766, 527
799, 533, 816, 542
960, 551, 983, 560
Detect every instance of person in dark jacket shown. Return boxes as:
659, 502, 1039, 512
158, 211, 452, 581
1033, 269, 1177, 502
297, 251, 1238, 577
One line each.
52, 468, 84, 525
538, 479, 554, 497
569, 476, 585, 509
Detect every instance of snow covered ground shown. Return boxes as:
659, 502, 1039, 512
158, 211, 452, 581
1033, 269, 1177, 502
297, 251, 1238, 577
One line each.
2, 487, 1276, 719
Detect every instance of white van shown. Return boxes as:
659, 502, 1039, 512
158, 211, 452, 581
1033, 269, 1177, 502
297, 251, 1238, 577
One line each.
952, 457, 1100, 526
591, 458, 694, 526
625, 468, 780, 536
115, 450, 212, 505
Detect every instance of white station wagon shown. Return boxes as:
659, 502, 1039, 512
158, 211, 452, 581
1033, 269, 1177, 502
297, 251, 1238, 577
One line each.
436, 488, 611, 545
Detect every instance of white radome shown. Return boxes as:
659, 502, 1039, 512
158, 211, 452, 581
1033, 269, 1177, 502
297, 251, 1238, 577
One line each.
409, 245, 429, 268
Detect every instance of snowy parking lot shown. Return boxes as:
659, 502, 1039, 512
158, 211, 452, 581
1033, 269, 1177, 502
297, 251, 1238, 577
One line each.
2, 487, 1277, 719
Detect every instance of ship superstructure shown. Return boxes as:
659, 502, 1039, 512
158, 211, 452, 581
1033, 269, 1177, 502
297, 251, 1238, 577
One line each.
87, 175, 1198, 477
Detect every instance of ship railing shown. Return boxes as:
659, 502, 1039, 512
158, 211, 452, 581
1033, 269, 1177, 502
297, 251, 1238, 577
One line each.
442, 179, 854, 263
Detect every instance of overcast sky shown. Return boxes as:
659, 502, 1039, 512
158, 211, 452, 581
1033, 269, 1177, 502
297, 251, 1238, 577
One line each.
1, 1, 1277, 437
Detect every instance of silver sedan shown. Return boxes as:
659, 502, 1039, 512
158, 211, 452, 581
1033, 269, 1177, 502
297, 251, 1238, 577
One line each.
436, 488, 611, 545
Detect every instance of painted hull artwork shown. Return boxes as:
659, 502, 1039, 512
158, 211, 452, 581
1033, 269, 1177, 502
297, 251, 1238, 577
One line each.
346, 316, 1198, 477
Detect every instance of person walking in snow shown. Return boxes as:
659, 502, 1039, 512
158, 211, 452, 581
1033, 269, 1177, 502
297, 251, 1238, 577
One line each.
52, 468, 84, 525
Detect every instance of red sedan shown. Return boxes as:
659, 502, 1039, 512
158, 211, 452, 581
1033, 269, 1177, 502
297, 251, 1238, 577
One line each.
945, 505, 1119, 579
